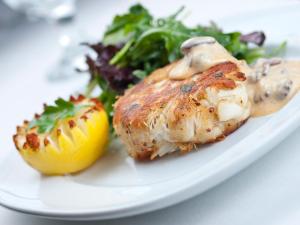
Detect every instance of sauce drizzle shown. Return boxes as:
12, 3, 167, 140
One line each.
169, 36, 300, 117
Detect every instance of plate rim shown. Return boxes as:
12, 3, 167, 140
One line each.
1, 94, 300, 219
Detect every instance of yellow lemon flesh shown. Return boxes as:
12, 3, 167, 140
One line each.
13, 96, 109, 175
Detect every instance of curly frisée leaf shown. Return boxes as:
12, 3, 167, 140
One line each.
29, 98, 88, 134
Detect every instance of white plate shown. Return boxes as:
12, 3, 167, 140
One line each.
1, 4, 300, 221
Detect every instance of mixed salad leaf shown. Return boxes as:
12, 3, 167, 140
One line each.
85, 3, 285, 124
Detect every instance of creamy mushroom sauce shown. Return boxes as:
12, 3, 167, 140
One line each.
169, 36, 251, 80
248, 59, 300, 117
169, 36, 300, 117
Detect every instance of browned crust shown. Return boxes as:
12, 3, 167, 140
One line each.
70, 94, 85, 103
25, 133, 40, 150
68, 120, 76, 128
133, 147, 156, 161
44, 138, 50, 147
90, 98, 104, 111
114, 62, 246, 130
13, 134, 20, 151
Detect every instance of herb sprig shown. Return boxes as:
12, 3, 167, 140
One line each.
29, 98, 86, 134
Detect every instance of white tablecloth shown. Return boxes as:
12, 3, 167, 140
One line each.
1, 0, 300, 224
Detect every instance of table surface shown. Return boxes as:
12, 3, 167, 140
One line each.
1, 0, 300, 224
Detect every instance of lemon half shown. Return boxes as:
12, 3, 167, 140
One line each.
13, 96, 109, 175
